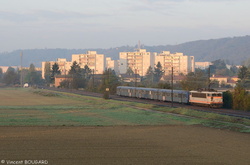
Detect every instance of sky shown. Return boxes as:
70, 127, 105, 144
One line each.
0, 0, 250, 52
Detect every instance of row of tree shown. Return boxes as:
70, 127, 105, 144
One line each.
223, 85, 250, 111
43, 61, 120, 96
227, 65, 250, 111
210, 59, 238, 77
0, 64, 42, 86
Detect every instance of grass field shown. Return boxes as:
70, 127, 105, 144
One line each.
0, 88, 249, 132
1, 88, 250, 165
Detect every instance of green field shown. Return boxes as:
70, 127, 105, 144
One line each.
0, 88, 249, 132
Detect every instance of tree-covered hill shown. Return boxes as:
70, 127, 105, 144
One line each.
0, 35, 249, 67
163, 35, 250, 64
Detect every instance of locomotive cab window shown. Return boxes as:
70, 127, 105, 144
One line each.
191, 92, 206, 98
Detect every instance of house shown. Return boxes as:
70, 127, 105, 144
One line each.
210, 75, 228, 85
54, 75, 73, 88
227, 79, 237, 87
231, 76, 239, 82
210, 75, 237, 87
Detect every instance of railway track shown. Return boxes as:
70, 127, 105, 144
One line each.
112, 95, 250, 119
44, 87, 250, 120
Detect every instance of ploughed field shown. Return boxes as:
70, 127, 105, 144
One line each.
0, 88, 249, 165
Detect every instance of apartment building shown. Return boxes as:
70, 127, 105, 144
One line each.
106, 57, 119, 75
41, 50, 195, 80
41, 58, 72, 79
0, 66, 19, 73
195, 62, 212, 70
119, 49, 154, 76
72, 51, 104, 74
155, 51, 195, 76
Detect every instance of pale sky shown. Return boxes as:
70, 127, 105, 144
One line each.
0, 0, 250, 52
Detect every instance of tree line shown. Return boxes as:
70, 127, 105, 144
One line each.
0, 64, 43, 87
43, 61, 120, 98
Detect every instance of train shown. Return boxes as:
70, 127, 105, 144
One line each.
116, 86, 223, 108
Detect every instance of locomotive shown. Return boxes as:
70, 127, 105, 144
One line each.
116, 86, 223, 108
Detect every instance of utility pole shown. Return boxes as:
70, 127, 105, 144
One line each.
107, 69, 110, 98
135, 69, 137, 87
208, 65, 211, 91
134, 68, 137, 97
92, 69, 95, 91
64, 62, 66, 77
104, 69, 110, 99
171, 66, 174, 108
20, 51, 23, 87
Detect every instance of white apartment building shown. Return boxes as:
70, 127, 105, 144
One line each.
195, 62, 212, 70
106, 57, 119, 75
155, 51, 195, 76
0, 66, 18, 73
119, 49, 154, 76
41, 58, 72, 79
72, 51, 104, 74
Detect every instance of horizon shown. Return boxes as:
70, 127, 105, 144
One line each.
1, 0, 250, 52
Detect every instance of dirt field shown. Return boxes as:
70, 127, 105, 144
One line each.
0, 126, 249, 165
0, 89, 249, 164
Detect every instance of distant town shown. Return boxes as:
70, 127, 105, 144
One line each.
40, 48, 243, 88
0, 48, 245, 89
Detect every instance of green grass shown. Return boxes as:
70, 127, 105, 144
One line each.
0, 104, 184, 126
0, 88, 249, 132
152, 106, 250, 126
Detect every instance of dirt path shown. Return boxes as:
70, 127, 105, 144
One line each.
0, 125, 249, 165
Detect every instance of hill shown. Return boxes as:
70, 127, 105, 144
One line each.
0, 35, 249, 67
